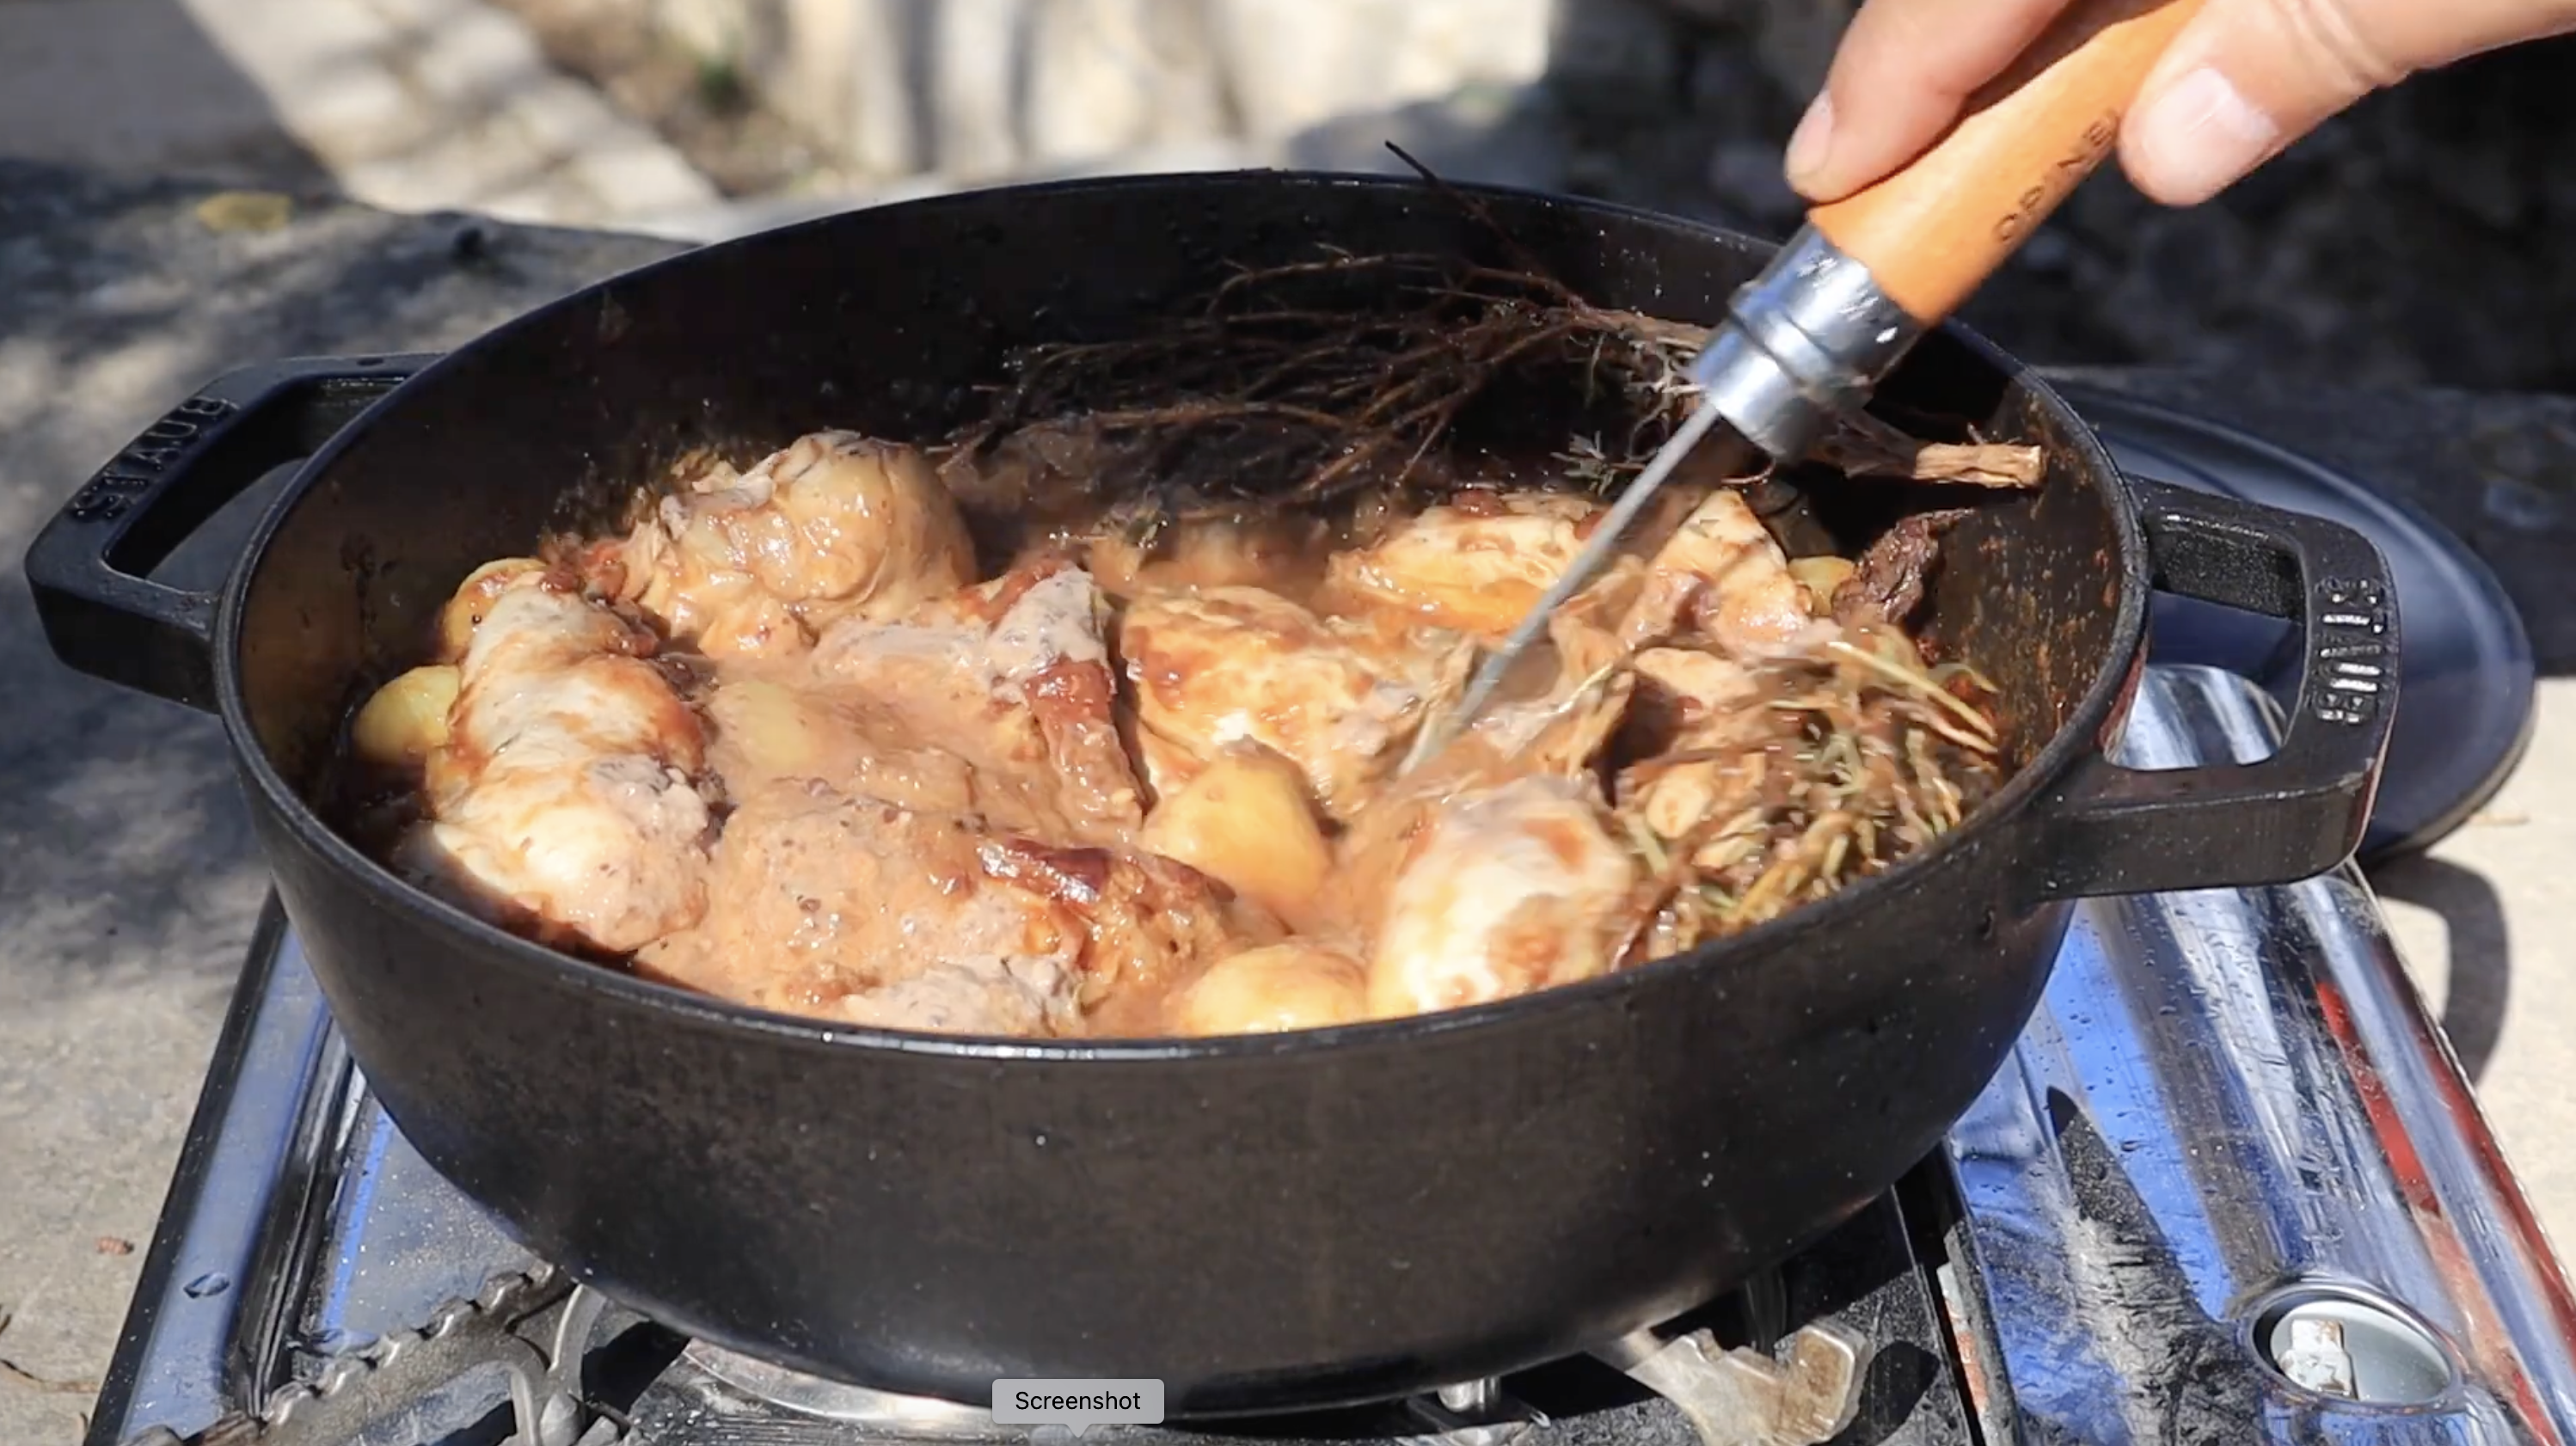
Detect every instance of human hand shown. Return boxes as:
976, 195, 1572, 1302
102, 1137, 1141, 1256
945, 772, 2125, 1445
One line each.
1782, 0, 2576, 207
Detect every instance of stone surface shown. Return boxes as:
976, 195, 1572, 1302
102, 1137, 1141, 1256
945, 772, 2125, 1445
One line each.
0, 0, 721, 230
7, 154, 2576, 1444
552, 0, 1553, 186
184, 0, 721, 228
0, 0, 724, 232
2369, 687, 2576, 1262
0, 156, 684, 1446
1215, 0, 1553, 141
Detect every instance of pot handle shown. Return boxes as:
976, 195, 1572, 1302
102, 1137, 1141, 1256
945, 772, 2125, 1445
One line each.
2026, 478, 2398, 900
23, 354, 434, 714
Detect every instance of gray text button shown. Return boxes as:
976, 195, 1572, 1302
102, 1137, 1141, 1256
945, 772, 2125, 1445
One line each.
992, 1379, 1167, 1431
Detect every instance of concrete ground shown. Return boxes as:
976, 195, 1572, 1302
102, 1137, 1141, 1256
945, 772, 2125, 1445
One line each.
2380, 725, 2576, 1226
1, 7, 2573, 1446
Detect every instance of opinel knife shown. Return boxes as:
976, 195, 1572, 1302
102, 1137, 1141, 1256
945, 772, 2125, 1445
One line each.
1406, 0, 2209, 772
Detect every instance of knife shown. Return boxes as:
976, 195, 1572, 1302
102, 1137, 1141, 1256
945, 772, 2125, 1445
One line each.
1402, 0, 2208, 774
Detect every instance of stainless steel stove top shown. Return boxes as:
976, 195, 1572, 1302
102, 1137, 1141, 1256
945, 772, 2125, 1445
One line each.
84, 667, 2576, 1446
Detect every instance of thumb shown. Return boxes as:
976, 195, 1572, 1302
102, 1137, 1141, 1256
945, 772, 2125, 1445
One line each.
2119, 0, 2576, 205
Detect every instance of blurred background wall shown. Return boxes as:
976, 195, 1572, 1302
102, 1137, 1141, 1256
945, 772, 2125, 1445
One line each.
501, 0, 2576, 395
6, 0, 2575, 394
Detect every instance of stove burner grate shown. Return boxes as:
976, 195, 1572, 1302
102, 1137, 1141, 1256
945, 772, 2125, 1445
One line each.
173, 1265, 1886, 1446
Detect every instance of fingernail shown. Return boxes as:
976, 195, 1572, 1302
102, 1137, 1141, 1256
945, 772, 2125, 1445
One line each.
2127, 65, 2279, 204
1784, 93, 1835, 190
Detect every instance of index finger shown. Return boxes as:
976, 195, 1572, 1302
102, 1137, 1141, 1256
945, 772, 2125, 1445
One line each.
1788, 0, 2081, 201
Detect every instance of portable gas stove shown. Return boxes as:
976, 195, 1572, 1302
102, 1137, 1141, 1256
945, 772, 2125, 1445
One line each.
80, 407, 2576, 1446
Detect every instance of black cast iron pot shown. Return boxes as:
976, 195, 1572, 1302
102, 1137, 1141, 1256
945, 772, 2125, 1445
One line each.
24, 172, 2396, 1415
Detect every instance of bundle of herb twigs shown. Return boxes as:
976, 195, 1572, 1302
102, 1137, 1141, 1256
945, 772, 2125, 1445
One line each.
944, 248, 2044, 529
1617, 628, 2007, 956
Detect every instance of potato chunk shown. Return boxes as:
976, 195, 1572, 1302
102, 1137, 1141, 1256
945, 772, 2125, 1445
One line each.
1170, 944, 1370, 1035
1787, 555, 1855, 602
352, 665, 460, 769
1138, 745, 1332, 928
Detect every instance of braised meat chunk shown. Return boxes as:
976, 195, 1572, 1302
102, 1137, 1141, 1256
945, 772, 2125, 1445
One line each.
690, 555, 1145, 846
597, 432, 978, 659
389, 569, 715, 954
1116, 585, 1464, 820
635, 780, 1266, 1036
1319, 491, 1611, 640
1620, 489, 1836, 659
802, 559, 1145, 844
1829, 509, 1972, 630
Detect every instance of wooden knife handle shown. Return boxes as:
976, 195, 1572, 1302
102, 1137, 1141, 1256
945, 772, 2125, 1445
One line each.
1806, 0, 2207, 324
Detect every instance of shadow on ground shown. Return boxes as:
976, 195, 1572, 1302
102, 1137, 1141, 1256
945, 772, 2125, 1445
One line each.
2369, 855, 2514, 1083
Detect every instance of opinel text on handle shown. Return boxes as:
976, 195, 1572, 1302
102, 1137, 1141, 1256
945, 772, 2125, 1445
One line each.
1807, 0, 2209, 325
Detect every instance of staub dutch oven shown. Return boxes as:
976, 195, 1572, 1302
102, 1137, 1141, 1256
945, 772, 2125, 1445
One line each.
25, 172, 2395, 1415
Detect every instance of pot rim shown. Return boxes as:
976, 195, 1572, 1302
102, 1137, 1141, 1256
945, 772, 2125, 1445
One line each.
211, 168, 2154, 1062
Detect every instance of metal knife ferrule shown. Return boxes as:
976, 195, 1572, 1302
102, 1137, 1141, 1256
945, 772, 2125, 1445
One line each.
1691, 226, 1928, 461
